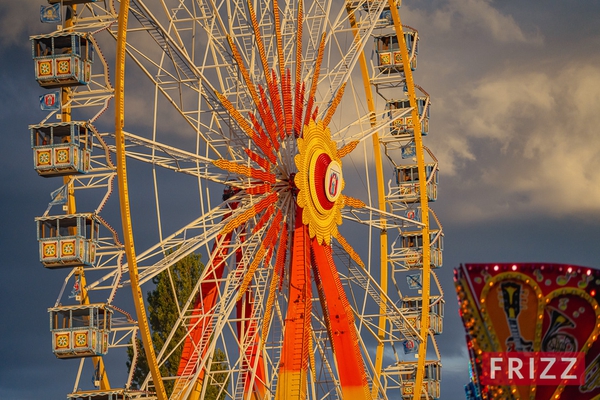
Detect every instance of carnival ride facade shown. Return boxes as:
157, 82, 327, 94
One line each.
31, 0, 444, 399
456, 263, 600, 400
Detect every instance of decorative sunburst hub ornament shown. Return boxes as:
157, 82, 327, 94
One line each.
295, 119, 345, 245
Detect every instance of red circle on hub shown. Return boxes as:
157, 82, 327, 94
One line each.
313, 153, 335, 211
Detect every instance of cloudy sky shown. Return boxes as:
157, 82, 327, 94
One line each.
2, 0, 600, 399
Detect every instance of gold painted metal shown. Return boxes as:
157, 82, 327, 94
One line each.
246, 0, 271, 87
272, 0, 285, 80
322, 83, 346, 128
226, 35, 263, 110
294, 0, 304, 85
62, 5, 111, 391
385, 3, 433, 399
346, 7, 388, 397
114, 2, 167, 399
295, 120, 344, 245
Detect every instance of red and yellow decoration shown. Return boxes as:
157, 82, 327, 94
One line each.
456, 263, 600, 400
42, 242, 57, 259
37, 60, 53, 77
74, 331, 89, 348
295, 119, 344, 245
61, 240, 76, 258
170, 2, 370, 399
55, 333, 70, 350
55, 147, 70, 164
379, 53, 391, 66
56, 58, 72, 76
36, 149, 52, 166
173, 0, 374, 398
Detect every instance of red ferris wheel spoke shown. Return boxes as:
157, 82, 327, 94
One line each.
276, 207, 312, 399
174, 204, 238, 396
310, 237, 370, 400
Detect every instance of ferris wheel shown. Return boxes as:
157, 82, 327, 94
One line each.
31, 0, 444, 399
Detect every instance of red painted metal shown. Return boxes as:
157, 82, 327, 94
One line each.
310, 238, 370, 400
275, 207, 311, 399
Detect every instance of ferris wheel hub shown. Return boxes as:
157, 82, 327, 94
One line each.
294, 120, 344, 245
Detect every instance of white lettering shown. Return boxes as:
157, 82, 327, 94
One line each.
561, 357, 578, 380
540, 357, 556, 379
508, 358, 524, 379
491, 357, 503, 379
529, 357, 535, 379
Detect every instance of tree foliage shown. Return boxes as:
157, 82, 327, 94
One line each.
127, 252, 228, 398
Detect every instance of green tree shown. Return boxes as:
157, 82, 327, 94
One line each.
127, 252, 228, 398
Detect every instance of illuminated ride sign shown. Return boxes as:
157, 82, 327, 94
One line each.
480, 351, 584, 386
455, 263, 600, 400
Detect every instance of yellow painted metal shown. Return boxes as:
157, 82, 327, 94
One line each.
76, 270, 111, 388
294, 119, 345, 246
346, 8, 388, 398
386, 4, 432, 400
272, 0, 285, 81
114, 2, 167, 399
60, 5, 111, 390
62, 8, 75, 216
294, 0, 303, 87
